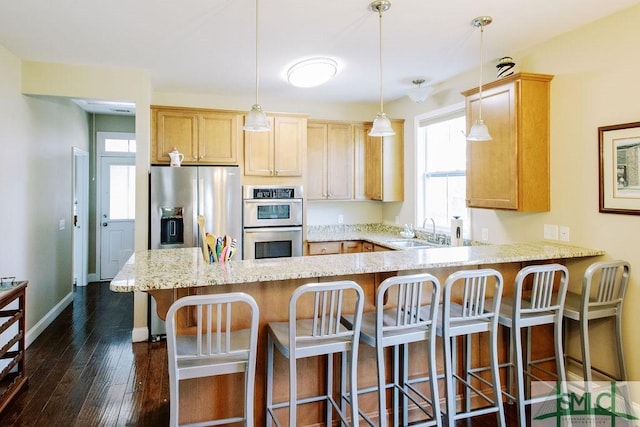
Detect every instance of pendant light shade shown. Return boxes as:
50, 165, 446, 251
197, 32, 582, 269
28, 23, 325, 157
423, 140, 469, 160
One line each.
369, 0, 395, 137
467, 16, 492, 142
244, 0, 270, 132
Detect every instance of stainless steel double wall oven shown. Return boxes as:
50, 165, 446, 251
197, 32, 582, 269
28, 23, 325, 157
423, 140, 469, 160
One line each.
242, 185, 303, 260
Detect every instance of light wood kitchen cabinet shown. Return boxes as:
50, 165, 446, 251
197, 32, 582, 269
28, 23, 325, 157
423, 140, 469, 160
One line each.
307, 121, 354, 200
307, 241, 342, 255
463, 72, 553, 211
244, 113, 307, 177
353, 123, 368, 200
364, 119, 404, 202
151, 106, 240, 165
341, 240, 363, 253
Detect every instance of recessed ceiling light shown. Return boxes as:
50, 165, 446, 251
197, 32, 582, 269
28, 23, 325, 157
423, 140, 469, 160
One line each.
287, 57, 338, 88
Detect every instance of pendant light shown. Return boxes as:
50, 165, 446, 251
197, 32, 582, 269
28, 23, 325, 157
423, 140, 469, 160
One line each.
466, 16, 493, 142
243, 0, 270, 132
368, 0, 395, 137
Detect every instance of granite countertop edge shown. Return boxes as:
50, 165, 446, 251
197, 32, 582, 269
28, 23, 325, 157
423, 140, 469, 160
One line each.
110, 241, 605, 292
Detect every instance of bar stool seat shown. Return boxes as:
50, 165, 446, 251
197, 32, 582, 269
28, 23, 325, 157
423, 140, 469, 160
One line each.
437, 269, 505, 427
342, 273, 442, 427
497, 263, 569, 427
266, 280, 365, 427
564, 260, 630, 383
166, 292, 259, 427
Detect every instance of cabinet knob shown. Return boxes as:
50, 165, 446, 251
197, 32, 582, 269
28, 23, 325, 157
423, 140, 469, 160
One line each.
192, 155, 198, 159
321, 248, 327, 253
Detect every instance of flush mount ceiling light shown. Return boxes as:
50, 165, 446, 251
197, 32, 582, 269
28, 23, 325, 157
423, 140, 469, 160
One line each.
244, 0, 270, 132
466, 15, 493, 142
407, 79, 432, 103
287, 57, 337, 88
368, 0, 395, 137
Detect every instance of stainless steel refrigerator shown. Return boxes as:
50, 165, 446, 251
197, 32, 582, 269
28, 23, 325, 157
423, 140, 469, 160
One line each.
148, 165, 242, 341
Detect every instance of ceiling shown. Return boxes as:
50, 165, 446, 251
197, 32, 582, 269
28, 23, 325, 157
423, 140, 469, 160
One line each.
2, 0, 639, 114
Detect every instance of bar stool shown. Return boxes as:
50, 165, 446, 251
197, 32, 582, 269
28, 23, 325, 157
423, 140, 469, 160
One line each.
564, 260, 630, 383
342, 273, 442, 427
166, 292, 259, 427
438, 269, 505, 427
265, 281, 365, 427
498, 263, 569, 427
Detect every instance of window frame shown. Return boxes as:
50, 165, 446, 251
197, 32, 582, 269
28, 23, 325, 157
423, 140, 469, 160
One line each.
414, 102, 470, 235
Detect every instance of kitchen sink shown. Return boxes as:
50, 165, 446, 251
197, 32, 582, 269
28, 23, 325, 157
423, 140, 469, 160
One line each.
386, 239, 442, 249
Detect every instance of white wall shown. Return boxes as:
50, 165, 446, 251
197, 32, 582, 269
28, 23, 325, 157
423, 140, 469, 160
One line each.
0, 45, 89, 342
385, 4, 640, 380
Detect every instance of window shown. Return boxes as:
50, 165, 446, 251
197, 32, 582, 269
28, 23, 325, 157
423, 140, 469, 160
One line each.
416, 104, 469, 236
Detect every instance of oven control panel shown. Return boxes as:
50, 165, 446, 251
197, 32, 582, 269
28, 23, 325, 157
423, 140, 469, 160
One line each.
243, 185, 303, 200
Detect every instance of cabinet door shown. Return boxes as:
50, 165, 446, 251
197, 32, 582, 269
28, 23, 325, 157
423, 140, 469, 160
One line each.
274, 116, 305, 176
200, 112, 239, 164
365, 132, 383, 200
353, 123, 368, 200
306, 123, 328, 199
466, 82, 517, 209
341, 240, 362, 253
153, 109, 198, 164
307, 241, 341, 255
244, 116, 275, 176
326, 123, 354, 200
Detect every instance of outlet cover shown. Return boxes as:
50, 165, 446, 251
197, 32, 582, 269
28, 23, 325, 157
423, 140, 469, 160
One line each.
559, 226, 570, 242
481, 228, 489, 242
337, 214, 344, 224
543, 224, 559, 240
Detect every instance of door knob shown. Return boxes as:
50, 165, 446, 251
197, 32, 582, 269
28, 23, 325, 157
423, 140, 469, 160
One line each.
102, 222, 108, 227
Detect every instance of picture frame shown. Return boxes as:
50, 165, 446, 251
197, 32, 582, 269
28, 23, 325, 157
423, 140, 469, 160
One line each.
598, 121, 640, 214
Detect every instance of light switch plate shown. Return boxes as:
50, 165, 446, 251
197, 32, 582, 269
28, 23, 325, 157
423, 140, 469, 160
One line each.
543, 224, 559, 240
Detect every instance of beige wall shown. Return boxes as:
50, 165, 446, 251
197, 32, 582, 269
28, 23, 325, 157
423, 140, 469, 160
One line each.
386, 4, 640, 380
0, 45, 89, 342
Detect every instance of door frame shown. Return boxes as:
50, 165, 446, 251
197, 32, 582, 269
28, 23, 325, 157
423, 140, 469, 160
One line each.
72, 147, 89, 287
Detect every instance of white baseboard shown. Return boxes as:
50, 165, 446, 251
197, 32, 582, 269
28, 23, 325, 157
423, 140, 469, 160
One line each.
25, 291, 73, 348
132, 326, 148, 343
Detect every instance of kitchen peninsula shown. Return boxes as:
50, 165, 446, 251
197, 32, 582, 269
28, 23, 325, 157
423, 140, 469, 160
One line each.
110, 241, 603, 425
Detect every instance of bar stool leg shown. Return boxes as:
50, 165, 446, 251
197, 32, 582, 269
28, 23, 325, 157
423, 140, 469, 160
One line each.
513, 326, 527, 427
615, 314, 627, 381
266, 334, 274, 426
289, 356, 297, 427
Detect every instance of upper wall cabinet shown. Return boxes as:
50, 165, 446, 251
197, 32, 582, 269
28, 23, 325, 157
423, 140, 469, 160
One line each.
307, 121, 354, 200
364, 119, 404, 202
151, 106, 241, 165
244, 113, 307, 177
463, 72, 554, 212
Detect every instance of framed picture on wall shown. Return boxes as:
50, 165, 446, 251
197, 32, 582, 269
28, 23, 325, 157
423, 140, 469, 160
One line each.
599, 121, 640, 214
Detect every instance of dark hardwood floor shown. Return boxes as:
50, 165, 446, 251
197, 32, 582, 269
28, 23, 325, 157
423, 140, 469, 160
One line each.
0, 282, 519, 426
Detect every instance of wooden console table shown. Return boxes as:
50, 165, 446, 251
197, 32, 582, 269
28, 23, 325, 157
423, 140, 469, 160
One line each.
0, 280, 28, 413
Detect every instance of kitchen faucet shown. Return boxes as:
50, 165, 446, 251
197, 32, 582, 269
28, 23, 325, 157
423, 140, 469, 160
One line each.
422, 217, 436, 240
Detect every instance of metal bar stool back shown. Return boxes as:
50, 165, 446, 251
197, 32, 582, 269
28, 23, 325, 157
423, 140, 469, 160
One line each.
343, 273, 442, 427
266, 280, 365, 427
564, 260, 630, 382
166, 292, 259, 427
439, 269, 505, 427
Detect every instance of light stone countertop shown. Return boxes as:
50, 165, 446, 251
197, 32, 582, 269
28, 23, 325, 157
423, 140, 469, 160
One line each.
110, 242, 604, 292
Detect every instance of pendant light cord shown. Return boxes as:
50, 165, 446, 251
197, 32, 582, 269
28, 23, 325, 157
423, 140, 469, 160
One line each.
254, 0, 260, 105
377, 6, 384, 114
478, 23, 484, 120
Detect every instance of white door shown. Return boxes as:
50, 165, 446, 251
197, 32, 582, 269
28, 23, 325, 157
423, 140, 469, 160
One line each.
98, 132, 136, 280
73, 147, 89, 287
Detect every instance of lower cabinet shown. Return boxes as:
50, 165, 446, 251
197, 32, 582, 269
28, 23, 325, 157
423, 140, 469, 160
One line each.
306, 240, 386, 255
